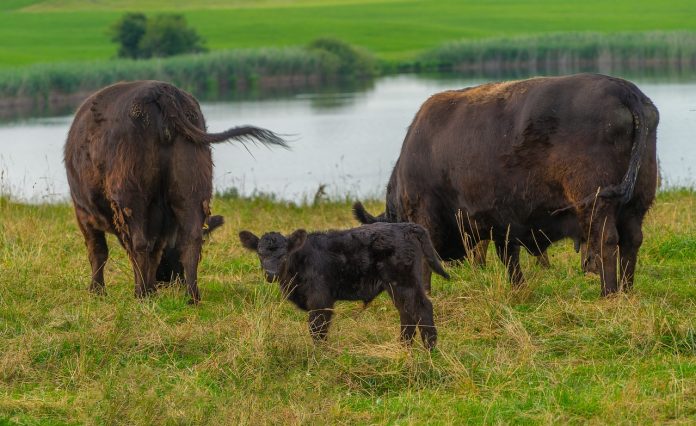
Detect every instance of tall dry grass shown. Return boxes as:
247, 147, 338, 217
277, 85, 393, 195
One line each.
0, 191, 694, 423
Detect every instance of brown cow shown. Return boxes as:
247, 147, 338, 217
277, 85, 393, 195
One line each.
64, 80, 287, 303
354, 73, 658, 296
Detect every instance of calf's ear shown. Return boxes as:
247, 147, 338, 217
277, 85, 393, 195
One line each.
287, 229, 307, 252
239, 230, 259, 251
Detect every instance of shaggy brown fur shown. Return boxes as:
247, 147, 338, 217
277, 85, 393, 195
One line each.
354, 73, 659, 296
65, 80, 287, 303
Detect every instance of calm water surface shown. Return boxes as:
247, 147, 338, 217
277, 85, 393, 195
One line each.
0, 75, 694, 203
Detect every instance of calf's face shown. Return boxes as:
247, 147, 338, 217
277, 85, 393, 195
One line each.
239, 230, 307, 282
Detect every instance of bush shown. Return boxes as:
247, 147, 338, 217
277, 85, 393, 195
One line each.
307, 38, 377, 78
110, 13, 206, 59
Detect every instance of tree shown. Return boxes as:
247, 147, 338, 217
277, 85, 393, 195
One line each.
110, 13, 206, 59
139, 14, 207, 58
308, 38, 377, 78
110, 13, 147, 59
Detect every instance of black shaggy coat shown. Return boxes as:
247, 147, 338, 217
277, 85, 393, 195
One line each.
240, 222, 449, 349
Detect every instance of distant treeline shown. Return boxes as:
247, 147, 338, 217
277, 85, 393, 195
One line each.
1, 32, 695, 119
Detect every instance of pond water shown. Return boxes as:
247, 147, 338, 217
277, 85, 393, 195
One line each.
0, 74, 694, 203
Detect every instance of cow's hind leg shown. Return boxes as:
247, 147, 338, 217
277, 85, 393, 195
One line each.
536, 250, 551, 268
129, 242, 163, 299
75, 209, 108, 295
580, 203, 620, 296
171, 209, 205, 304
494, 240, 524, 286
471, 240, 489, 267
617, 211, 645, 292
176, 235, 203, 304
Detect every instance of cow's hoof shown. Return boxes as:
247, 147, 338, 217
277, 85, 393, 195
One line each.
89, 285, 106, 296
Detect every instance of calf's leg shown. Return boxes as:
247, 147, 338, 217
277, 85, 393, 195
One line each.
306, 291, 335, 341
308, 309, 334, 341
386, 283, 437, 350
414, 291, 437, 350
385, 283, 416, 344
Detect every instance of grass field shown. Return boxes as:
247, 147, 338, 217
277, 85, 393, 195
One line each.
2, 0, 696, 67
0, 190, 694, 424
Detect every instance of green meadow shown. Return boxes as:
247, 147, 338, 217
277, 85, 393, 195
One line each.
0, 190, 694, 423
1, 1, 695, 424
2, 0, 696, 67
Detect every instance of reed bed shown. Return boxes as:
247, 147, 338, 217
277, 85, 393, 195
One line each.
417, 31, 696, 76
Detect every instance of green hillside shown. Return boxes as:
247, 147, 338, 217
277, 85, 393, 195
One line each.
2, 0, 696, 67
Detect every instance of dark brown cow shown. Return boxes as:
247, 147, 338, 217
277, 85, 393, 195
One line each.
65, 80, 287, 303
354, 73, 658, 296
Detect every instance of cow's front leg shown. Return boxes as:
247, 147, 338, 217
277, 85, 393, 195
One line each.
494, 240, 524, 286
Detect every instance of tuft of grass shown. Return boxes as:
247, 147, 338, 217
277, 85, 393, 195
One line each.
0, 191, 694, 423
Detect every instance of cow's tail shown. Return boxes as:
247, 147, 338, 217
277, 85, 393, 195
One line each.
554, 96, 650, 214
147, 83, 289, 149
352, 201, 388, 224
413, 226, 450, 280
601, 96, 649, 204
203, 215, 224, 236
181, 122, 289, 149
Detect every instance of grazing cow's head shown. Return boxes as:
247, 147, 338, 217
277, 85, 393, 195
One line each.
239, 229, 308, 282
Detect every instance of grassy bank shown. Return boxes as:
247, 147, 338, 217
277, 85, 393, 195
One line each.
0, 190, 694, 423
2, 0, 696, 67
